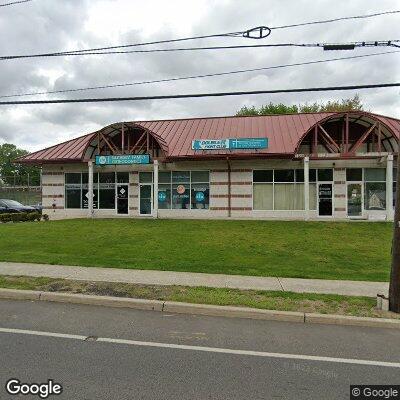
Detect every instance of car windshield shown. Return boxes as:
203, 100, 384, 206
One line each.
1, 199, 24, 207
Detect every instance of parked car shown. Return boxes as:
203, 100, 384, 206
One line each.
0, 199, 37, 214
30, 202, 43, 212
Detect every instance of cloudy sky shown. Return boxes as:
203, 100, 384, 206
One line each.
0, 0, 399, 151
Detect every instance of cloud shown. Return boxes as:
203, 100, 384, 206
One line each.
0, 0, 398, 151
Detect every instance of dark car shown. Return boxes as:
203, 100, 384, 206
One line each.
0, 199, 37, 214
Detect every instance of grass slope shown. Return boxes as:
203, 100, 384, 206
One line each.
0, 219, 392, 281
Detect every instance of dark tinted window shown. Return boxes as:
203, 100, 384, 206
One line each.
253, 170, 273, 182
346, 168, 362, 181
318, 169, 333, 181
309, 169, 317, 182
274, 170, 295, 182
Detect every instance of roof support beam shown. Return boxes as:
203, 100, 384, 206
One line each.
318, 124, 340, 152
100, 132, 118, 154
349, 122, 377, 153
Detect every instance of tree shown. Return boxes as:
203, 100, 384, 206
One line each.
0, 143, 40, 185
236, 95, 364, 116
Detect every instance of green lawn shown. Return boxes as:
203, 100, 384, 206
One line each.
0, 219, 393, 281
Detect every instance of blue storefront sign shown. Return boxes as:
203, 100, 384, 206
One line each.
158, 191, 167, 202
95, 154, 150, 165
192, 138, 268, 150
195, 191, 205, 202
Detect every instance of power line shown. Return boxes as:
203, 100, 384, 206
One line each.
270, 10, 400, 29
0, 0, 32, 7
1, 40, 399, 60
0, 10, 398, 60
1, 50, 398, 99
0, 83, 398, 105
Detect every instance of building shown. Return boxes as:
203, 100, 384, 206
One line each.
17, 111, 400, 221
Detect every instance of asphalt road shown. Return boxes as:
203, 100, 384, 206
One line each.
0, 299, 399, 399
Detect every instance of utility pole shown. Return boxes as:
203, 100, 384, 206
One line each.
389, 153, 400, 312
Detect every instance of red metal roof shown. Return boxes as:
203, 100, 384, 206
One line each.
17, 112, 400, 164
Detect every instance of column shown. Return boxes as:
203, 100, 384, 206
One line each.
387, 154, 394, 221
153, 159, 159, 218
304, 156, 310, 220
88, 160, 94, 218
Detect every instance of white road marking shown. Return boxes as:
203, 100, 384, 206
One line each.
1, 327, 399, 369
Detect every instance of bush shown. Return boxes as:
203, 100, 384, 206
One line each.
0, 211, 42, 223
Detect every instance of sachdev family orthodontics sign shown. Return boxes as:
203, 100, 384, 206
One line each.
95, 154, 150, 165
192, 138, 268, 150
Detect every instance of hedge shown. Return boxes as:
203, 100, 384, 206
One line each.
0, 212, 43, 223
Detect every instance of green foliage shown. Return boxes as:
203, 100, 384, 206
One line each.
0, 143, 40, 185
236, 95, 364, 116
0, 211, 41, 223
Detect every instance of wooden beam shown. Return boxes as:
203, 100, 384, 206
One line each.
349, 123, 377, 153
345, 113, 349, 153
130, 131, 146, 153
313, 125, 318, 155
378, 122, 382, 153
100, 132, 118, 154
121, 123, 125, 154
318, 124, 340, 152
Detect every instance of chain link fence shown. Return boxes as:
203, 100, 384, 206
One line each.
0, 174, 42, 206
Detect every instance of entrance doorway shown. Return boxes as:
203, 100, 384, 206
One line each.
347, 183, 363, 217
116, 184, 129, 215
318, 183, 333, 216
139, 184, 152, 215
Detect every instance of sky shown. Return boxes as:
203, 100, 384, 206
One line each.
0, 0, 399, 151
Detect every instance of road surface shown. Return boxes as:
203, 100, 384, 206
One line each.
0, 299, 399, 399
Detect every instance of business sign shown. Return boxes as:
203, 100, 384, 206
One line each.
95, 154, 150, 165
192, 138, 268, 150
158, 191, 167, 202
195, 191, 205, 202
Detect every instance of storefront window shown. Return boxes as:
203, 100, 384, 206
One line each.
364, 168, 386, 210
318, 169, 333, 181
158, 184, 171, 209
65, 173, 81, 209
253, 169, 329, 211
346, 168, 362, 181
139, 172, 152, 183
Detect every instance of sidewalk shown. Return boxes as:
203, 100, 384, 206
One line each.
0, 262, 389, 297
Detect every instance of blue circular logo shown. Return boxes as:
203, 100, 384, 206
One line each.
158, 191, 167, 202
195, 191, 205, 202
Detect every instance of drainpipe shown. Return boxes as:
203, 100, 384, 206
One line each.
304, 156, 310, 220
387, 154, 394, 221
88, 160, 94, 218
153, 159, 159, 219
227, 157, 231, 218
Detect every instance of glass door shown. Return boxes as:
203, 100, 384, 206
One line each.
116, 184, 129, 215
318, 183, 333, 216
139, 184, 153, 215
347, 183, 362, 217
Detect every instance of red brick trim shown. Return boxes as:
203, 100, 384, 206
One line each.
129, 195, 138, 198
334, 181, 345, 185
211, 194, 252, 198
210, 206, 252, 211
334, 194, 345, 198
129, 207, 138, 210
42, 183, 64, 187
210, 181, 252, 186
130, 171, 138, 175
42, 194, 63, 198
334, 207, 346, 211
232, 169, 252, 172
129, 183, 138, 187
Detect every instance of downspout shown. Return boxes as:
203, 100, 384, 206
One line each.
227, 157, 231, 218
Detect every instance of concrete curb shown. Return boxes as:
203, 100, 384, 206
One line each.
0, 288, 399, 329
163, 301, 304, 322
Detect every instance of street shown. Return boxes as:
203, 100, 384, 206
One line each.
0, 299, 399, 399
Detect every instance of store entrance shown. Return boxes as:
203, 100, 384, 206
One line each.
116, 184, 129, 214
318, 183, 333, 216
